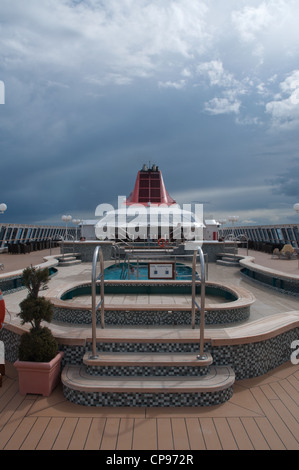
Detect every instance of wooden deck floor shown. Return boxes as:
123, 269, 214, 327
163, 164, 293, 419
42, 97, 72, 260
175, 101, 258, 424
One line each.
1, 360, 298, 450
1, 248, 298, 451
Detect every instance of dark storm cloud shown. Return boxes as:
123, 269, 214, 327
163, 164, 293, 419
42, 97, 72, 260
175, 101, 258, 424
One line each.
269, 165, 299, 199
1, 0, 299, 226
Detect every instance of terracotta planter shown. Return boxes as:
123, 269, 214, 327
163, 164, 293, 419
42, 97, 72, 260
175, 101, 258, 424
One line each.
14, 351, 64, 396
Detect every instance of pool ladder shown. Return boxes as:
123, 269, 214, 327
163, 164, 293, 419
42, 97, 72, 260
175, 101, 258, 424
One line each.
191, 246, 206, 360
111, 244, 121, 265
90, 246, 105, 359
90, 245, 206, 360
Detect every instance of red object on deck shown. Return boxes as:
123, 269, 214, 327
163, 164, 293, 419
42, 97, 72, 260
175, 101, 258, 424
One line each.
158, 238, 168, 248
126, 164, 176, 206
0, 290, 5, 329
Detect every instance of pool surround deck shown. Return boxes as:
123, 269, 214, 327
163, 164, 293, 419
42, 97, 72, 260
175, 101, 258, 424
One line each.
1, 247, 299, 448
44, 278, 254, 327
1, 249, 298, 349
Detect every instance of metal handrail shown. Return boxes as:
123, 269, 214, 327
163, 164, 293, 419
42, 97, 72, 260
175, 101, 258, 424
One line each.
112, 244, 121, 264
113, 250, 209, 282
191, 246, 206, 360
115, 251, 208, 280
90, 245, 105, 359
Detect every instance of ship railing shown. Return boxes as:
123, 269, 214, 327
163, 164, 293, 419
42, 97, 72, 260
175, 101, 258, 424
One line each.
117, 252, 208, 281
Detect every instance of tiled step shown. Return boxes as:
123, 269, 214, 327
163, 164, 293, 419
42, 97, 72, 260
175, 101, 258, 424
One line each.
58, 259, 82, 267
83, 352, 213, 367
123, 248, 174, 253
216, 259, 240, 267
61, 364, 235, 407
83, 352, 213, 376
56, 253, 81, 260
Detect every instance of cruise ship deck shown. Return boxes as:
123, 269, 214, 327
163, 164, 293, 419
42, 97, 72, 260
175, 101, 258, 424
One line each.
0, 245, 298, 451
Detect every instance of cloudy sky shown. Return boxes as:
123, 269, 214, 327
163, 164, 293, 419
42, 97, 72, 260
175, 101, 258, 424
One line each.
1, 0, 299, 228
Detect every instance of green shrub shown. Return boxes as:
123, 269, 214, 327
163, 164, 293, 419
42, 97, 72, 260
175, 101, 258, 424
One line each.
17, 266, 58, 362
19, 296, 53, 329
22, 266, 50, 298
18, 327, 58, 362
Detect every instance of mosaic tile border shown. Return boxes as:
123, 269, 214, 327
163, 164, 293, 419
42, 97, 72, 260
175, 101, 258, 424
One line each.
62, 385, 234, 407
241, 268, 299, 297
85, 365, 210, 377
53, 306, 250, 326
210, 328, 299, 380
2, 326, 298, 381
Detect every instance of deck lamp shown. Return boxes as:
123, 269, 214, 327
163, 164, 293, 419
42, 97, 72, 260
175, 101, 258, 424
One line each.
228, 215, 239, 259
218, 218, 227, 238
62, 215, 72, 240
0, 203, 7, 214
228, 215, 239, 239
72, 219, 82, 241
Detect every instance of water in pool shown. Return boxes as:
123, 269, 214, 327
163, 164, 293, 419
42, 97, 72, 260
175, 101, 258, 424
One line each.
103, 262, 197, 280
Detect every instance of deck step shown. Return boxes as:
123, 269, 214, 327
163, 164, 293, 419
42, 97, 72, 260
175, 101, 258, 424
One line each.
83, 352, 213, 376
216, 259, 240, 267
56, 253, 81, 260
83, 352, 213, 368
122, 249, 175, 256
61, 365, 235, 407
58, 259, 82, 266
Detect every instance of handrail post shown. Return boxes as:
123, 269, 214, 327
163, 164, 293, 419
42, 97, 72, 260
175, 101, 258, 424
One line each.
191, 250, 196, 329
191, 246, 206, 360
90, 245, 105, 359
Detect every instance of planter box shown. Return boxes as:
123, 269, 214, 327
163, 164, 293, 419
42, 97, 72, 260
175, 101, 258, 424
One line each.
14, 351, 64, 396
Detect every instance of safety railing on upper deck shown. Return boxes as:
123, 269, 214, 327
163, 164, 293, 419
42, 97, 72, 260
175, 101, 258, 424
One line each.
191, 246, 206, 360
90, 245, 105, 359
114, 243, 208, 281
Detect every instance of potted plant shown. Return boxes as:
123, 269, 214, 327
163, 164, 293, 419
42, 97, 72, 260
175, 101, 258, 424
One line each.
14, 266, 63, 396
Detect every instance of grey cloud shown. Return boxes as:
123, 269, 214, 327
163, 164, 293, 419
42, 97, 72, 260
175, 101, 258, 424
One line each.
269, 165, 299, 198
1, 1, 299, 226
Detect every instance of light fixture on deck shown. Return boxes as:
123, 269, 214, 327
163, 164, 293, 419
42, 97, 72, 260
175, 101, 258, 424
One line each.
228, 215, 239, 239
228, 215, 239, 224
218, 218, 227, 238
62, 214, 72, 240
72, 219, 82, 241
0, 203, 7, 214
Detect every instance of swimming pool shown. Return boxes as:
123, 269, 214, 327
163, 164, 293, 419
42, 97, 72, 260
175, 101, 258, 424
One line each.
56, 279, 254, 326
103, 262, 197, 280
1, 266, 58, 294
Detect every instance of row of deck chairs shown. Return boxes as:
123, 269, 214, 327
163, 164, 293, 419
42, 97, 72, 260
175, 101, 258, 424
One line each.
7, 240, 60, 254
248, 241, 282, 254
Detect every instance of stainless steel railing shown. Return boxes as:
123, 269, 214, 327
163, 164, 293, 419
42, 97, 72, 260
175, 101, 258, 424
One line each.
90, 245, 105, 359
115, 248, 208, 281
191, 246, 206, 360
